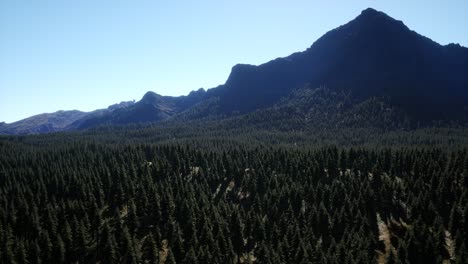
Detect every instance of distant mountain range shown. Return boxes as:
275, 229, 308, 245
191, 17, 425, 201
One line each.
1, 8, 467, 135
0, 101, 135, 134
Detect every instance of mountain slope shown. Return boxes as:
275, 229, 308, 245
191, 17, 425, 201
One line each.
2, 8, 467, 134
212, 86, 408, 131
73, 88, 206, 129
0, 110, 89, 135
0, 101, 134, 135
200, 8, 468, 121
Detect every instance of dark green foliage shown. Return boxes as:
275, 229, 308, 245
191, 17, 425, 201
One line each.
0, 132, 467, 263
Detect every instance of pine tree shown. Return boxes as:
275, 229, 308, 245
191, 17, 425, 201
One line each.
165, 249, 177, 264
16, 240, 28, 264
54, 234, 66, 263
183, 247, 198, 263
101, 222, 118, 264
39, 230, 52, 263
122, 226, 138, 264
229, 211, 244, 264
143, 233, 159, 264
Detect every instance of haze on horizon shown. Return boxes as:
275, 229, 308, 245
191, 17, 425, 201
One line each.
1, 0, 467, 123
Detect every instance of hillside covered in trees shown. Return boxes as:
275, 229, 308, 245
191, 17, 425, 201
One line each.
1, 6, 467, 264
0, 127, 467, 263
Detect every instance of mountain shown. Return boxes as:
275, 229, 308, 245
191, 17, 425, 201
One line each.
0, 110, 89, 135
199, 8, 468, 122
0, 101, 134, 135
72, 88, 206, 129
2, 8, 467, 135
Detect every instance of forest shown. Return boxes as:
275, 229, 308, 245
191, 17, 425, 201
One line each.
1, 3, 468, 264
0, 127, 467, 263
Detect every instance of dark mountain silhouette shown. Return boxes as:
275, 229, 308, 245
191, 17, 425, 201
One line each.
72, 88, 206, 129
2, 8, 467, 134
203, 8, 468, 121
0, 101, 134, 135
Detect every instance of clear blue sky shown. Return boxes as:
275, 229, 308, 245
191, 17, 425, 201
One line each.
1, 0, 467, 123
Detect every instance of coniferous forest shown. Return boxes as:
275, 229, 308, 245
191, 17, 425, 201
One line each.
1, 127, 467, 264
1, 7, 468, 264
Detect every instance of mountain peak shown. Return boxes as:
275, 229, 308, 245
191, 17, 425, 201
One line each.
225, 64, 257, 87
143, 91, 158, 97
188, 88, 206, 97
357, 8, 393, 20
353, 8, 406, 29
141, 91, 161, 102
310, 7, 409, 49
360, 7, 382, 16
